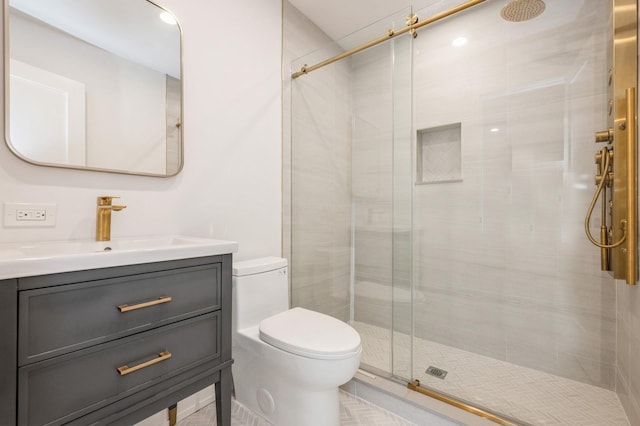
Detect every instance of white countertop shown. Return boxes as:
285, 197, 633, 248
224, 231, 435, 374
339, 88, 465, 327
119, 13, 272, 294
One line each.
0, 235, 238, 280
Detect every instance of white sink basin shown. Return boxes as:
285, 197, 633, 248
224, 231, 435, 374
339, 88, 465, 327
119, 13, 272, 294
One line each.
0, 235, 238, 280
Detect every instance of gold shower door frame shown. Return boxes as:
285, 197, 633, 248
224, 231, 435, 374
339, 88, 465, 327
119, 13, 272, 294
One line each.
608, 0, 638, 284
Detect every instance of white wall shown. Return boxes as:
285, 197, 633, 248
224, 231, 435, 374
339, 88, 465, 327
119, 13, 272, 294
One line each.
0, 0, 283, 262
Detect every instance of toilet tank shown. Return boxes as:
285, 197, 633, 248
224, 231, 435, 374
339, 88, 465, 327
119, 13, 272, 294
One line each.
232, 257, 289, 330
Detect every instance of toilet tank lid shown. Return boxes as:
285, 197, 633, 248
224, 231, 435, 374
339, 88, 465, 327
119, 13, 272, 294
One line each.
233, 257, 288, 276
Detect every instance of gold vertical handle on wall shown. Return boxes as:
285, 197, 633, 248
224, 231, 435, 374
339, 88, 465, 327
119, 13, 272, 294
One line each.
117, 351, 172, 376
118, 296, 172, 313
625, 87, 637, 285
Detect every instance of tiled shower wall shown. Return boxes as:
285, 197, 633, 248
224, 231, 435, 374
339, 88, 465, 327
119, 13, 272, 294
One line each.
285, 4, 411, 334
346, 0, 617, 390
283, 2, 352, 322
408, 0, 615, 389
351, 42, 394, 332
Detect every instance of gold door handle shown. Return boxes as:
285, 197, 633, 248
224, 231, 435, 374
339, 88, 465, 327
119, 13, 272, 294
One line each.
118, 296, 172, 313
117, 351, 172, 376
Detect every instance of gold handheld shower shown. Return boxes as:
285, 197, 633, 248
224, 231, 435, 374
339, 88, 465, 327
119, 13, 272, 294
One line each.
585, 147, 627, 261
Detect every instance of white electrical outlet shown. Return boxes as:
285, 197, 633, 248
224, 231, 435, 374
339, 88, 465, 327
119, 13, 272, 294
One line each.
4, 203, 57, 227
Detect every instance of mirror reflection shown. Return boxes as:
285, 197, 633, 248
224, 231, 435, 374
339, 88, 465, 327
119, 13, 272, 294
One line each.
5, 0, 183, 176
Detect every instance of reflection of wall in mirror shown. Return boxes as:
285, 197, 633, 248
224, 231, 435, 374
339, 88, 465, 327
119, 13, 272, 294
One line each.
166, 76, 181, 174
10, 59, 86, 166
10, 10, 169, 174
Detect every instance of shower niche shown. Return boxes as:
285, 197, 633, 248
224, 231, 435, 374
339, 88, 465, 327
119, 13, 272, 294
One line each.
415, 122, 462, 184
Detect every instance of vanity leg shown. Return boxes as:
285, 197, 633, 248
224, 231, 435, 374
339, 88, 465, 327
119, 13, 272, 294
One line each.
215, 367, 232, 426
168, 404, 177, 426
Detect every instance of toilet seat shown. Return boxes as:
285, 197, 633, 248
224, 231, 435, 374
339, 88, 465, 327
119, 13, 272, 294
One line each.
259, 307, 361, 360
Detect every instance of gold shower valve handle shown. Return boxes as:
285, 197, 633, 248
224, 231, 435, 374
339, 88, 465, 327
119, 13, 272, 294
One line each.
594, 149, 613, 166
595, 151, 604, 175
595, 151, 602, 165
595, 172, 613, 187
596, 149, 613, 166
595, 128, 614, 143
594, 148, 613, 187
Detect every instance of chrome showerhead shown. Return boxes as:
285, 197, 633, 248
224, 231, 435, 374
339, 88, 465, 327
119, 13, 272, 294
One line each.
500, 0, 546, 22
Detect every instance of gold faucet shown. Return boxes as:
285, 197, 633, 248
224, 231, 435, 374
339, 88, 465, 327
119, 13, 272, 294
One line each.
96, 196, 127, 241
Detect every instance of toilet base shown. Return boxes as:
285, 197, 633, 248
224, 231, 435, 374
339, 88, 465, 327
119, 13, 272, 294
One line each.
232, 326, 360, 426
237, 383, 340, 426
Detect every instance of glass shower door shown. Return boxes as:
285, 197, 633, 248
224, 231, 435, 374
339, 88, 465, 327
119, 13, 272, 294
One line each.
289, 7, 414, 381
390, 31, 413, 381
408, 0, 622, 424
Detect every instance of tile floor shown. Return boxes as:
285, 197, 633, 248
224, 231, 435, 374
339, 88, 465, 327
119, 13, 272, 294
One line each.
176, 390, 417, 426
353, 321, 630, 426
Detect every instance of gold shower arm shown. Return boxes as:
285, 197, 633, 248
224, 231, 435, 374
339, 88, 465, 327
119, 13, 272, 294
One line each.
291, 0, 486, 79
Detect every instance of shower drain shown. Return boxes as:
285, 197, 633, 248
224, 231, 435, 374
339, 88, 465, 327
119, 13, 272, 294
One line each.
425, 366, 448, 380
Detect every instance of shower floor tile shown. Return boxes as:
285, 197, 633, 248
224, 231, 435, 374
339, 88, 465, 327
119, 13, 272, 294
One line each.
175, 390, 417, 426
353, 321, 630, 426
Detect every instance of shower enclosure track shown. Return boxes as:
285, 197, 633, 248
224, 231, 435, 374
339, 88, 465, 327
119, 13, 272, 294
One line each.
291, 0, 486, 79
407, 380, 525, 426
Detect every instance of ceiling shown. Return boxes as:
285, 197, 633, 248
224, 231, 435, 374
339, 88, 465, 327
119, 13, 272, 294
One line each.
9, 0, 181, 78
286, 0, 574, 42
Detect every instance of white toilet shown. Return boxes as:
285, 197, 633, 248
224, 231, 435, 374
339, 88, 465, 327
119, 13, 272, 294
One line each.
231, 257, 362, 426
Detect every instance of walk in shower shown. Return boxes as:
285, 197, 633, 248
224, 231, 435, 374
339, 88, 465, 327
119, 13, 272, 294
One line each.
285, 0, 637, 424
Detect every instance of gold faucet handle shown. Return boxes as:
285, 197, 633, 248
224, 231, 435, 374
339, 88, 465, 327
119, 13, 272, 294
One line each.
97, 196, 121, 206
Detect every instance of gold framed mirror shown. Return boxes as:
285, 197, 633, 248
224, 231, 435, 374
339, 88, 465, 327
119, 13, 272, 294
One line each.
4, 0, 183, 177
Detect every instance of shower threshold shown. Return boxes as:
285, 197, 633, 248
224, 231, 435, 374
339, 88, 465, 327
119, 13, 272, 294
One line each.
407, 379, 522, 426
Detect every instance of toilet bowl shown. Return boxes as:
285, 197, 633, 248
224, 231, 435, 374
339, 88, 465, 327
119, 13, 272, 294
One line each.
232, 257, 361, 426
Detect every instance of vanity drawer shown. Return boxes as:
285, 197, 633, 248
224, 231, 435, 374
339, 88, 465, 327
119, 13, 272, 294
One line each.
19, 262, 221, 365
18, 312, 220, 426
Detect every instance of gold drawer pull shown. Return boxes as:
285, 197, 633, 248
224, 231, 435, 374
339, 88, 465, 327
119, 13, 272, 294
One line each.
118, 296, 172, 313
117, 351, 172, 376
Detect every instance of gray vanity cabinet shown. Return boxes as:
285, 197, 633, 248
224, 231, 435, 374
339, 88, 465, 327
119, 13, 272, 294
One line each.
0, 254, 233, 426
